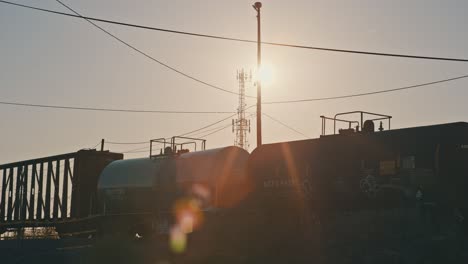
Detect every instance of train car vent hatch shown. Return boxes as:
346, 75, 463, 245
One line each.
320, 111, 392, 136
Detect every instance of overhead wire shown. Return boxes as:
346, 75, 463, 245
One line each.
106, 113, 251, 154
90, 141, 101, 149
199, 124, 232, 138
0, 100, 236, 114
111, 112, 256, 149
106, 141, 148, 145
124, 148, 152, 154
2, 0, 468, 62
109, 139, 171, 153
262, 112, 310, 139
2, 2, 468, 114
188, 124, 233, 138
124, 146, 151, 153
4, 1, 468, 149
104, 112, 307, 154
122, 149, 151, 154
177, 114, 236, 137
199, 113, 256, 138
177, 105, 256, 137
102, 110, 253, 149
1, 72, 467, 114
53, 0, 245, 97
263, 74, 468, 104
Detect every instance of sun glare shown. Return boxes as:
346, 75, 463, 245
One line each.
257, 63, 274, 86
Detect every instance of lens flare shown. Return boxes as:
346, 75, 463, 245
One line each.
173, 197, 204, 233
192, 184, 211, 203
179, 211, 194, 234
170, 226, 187, 254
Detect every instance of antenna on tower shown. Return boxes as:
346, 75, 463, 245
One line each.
232, 69, 251, 150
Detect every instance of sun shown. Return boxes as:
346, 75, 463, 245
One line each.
257, 63, 274, 86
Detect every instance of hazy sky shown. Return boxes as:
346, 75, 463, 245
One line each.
1, 0, 468, 163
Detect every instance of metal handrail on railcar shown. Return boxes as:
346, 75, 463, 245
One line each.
320, 111, 392, 136
149, 137, 206, 158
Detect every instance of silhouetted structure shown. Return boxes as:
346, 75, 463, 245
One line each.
233, 69, 251, 150
0, 150, 122, 236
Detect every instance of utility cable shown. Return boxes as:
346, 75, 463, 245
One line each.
263, 74, 468, 104
122, 149, 151, 154
2, 0, 468, 62
199, 113, 256, 138
177, 114, 237, 137
121, 145, 151, 153
2, 72, 466, 113
54, 0, 245, 97
178, 105, 256, 137
90, 141, 101, 149
108, 114, 249, 151
112, 113, 254, 149
199, 123, 233, 139
188, 124, 233, 137
0, 100, 236, 114
106, 141, 148, 145
263, 113, 310, 139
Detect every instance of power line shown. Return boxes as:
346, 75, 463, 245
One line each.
90, 141, 101, 149
107, 109, 256, 147
189, 124, 232, 137
178, 115, 236, 137
108, 113, 256, 153
53, 0, 245, 98
2, 0, 468, 62
122, 149, 151, 154
107, 116, 241, 150
109, 117, 244, 150
199, 113, 256, 138
0, 100, 236, 114
2, 72, 466, 113
263, 113, 310, 139
106, 141, 148, 145
199, 124, 233, 138
102, 113, 251, 148
177, 105, 256, 137
122, 145, 151, 153
263, 74, 468, 104
105, 113, 247, 148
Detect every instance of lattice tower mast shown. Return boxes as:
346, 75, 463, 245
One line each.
232, 69, 251, 150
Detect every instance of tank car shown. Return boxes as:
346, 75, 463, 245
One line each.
96, 138, 250, 257
246, 111, 468, 262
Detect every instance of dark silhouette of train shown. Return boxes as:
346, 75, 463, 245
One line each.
246, 112, 468, 262
250, 111, 468, 219
95, 111, 468, 261
1, 111, 468, 262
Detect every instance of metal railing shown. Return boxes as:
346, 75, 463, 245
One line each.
320, 111, 392, 135
150, 137, 206, 157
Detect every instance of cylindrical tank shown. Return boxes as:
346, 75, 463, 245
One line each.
97, 146, 250, 236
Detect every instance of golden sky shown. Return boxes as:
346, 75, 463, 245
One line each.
1, 0, 468, 163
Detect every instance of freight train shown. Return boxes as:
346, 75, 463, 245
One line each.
247, 111, 468, 262
94, 111, 468, 262
1, 111, 468, 262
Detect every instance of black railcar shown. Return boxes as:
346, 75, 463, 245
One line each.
246, 113, 468, 262
249, 122, 468, 210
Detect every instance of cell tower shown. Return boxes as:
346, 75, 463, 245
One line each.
232, 69, 251, 150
